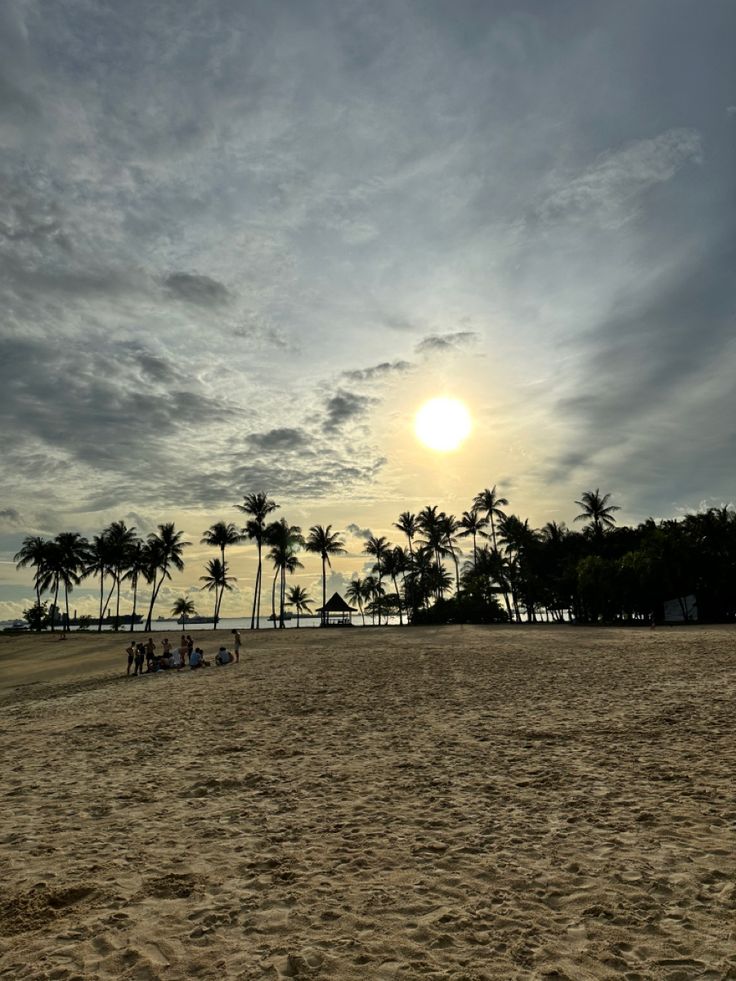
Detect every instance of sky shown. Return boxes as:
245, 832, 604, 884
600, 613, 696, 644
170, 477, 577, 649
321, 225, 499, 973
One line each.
1, 0, 735, 620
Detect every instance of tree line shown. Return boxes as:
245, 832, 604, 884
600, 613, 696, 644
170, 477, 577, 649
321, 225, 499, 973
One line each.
13, 487, 736, 631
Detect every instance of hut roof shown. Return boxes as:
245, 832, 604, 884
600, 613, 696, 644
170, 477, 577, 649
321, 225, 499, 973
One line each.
316, 591, 357, 613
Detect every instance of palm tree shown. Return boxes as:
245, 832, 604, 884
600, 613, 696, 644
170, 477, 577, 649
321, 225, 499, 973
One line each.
121, 540, 147, 631
144, 523, 190, 630
416, 505, 441, 560
404, 547, 435, 612
439, 513, 462, 596
54, 531, 89, 632
35, 540, 63, 631
574, 489, 621, 537
236, 493, 279, 629
266, 519, 304, 628
458, 510, 489, 566
105, 521, 139, 631
473, 486, 509, 553
363, 535, 390, 622
381, 546, 407, 625
171, 596, 197, 630
201, 521, 244, 629
85, 533, 114, 631
286, 584, 312, 627
346, 577, 369, 626
305, 525, 347, 626
394, 512, 419, 559
465, 544, 509, 609
199, 558, 235, 627
498, 515, 540, 621
364, 574, 385, 625
14, 536, 48, 630
54, 532, 89, 631
416, 509, 453, 601
426, 562, 453, 599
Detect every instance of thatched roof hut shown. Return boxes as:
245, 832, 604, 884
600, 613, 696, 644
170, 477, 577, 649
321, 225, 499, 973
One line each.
315, 592, 357, 626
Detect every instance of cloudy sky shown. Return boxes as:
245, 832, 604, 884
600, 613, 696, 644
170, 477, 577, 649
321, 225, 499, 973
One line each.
1, 0, 734, 619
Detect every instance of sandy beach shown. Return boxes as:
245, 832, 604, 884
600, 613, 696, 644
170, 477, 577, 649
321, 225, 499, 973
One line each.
0, 625, 734, 980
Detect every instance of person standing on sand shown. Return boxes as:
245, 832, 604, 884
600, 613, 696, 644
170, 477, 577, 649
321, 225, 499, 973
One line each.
162, 638, 171, 658
186, 635, 194, 661
145, 637, 156, 671
232, 629, 241, 663
134, 644, 145, 676
125, 642, 135, 675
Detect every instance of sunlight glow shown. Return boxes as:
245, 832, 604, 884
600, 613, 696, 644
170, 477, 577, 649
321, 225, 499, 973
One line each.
415, 398, 472, 452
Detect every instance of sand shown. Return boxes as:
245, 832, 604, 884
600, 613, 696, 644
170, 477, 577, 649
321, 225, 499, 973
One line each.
0, 624, 735, 980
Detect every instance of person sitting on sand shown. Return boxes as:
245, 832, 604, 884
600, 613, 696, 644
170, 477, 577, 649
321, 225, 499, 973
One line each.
231, 629, 241, 663
215, 647, 232, 666
190, 647, 210, 669
125, 642, 135, 676
170, 648, 183, 670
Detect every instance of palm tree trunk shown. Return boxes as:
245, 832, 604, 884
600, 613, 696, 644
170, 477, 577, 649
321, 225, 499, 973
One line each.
144, 572, 160, 631
101, 577, 116, 622
98, 573, 104, 632
472, 532, 477, 566
251, 563, 261, 629
130, 575, 138, 632
392, 574, 403, 626
271, 569, 278, 628
218, 545, 226, 630
64, 582, 70, 633
279, 567, 285, 628
51, 576, 60, 632
114, 572, 121, 631
34, 576, 42, 632
251, 541, 262, 629
321, 557, 327, 627
359, 601, 365, 626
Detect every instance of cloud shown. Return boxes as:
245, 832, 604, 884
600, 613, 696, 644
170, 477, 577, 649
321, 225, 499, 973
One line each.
542, 230, 736, 515
382, 315, 420, 332
323, 390, 378, 432
247, 428, 308, 451
340, 360, 413, 383
537, 128, 702, 228
163, 272, 231, 306
345, 522, 372, 540
0, 507, 22, 530
174, 454, 387, 509
0, 334, 229, 502
415, 331, 479, 354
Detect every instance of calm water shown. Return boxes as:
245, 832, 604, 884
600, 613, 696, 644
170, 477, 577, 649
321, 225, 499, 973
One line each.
41, 614, 401, 633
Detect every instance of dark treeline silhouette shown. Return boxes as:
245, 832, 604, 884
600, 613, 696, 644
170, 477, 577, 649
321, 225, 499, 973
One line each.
13, 487, 736, 631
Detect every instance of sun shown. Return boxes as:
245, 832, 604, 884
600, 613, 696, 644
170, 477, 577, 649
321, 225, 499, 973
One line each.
415, 397, 472, 452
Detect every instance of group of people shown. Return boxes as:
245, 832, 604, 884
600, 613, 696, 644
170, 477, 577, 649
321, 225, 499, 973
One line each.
125, 629, 242, 675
